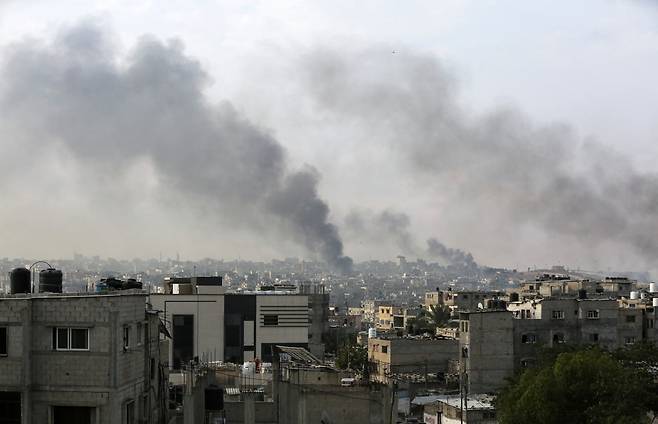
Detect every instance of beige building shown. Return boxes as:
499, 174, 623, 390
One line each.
368, 336, 459, 382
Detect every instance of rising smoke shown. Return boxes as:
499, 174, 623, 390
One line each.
344, 209, 478, 267
0, 24, 352, 273
301, 47, 658, 269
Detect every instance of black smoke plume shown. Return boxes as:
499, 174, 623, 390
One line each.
302, 47, 658, 269
0, 24, 352, 273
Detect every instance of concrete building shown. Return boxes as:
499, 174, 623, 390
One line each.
421, 394, 496, 424
459, 293, 658, 392
368, 336, 459, 383
150, 278, 327, 368
0, 290, 166, 424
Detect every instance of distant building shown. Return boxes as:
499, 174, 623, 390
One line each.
0, 290, 166, 424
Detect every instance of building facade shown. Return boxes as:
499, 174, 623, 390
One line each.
0, 291, 165, 424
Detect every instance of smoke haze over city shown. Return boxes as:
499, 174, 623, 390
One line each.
1, 1, 658, 274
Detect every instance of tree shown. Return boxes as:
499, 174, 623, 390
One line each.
336, 342, 368, 374
496, 347, 658, 424
428, 304, 451, 327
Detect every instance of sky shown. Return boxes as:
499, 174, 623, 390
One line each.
0, 1, 657, 272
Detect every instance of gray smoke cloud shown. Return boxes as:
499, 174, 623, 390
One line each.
0, 23, 352, 273
426, 238, 477, 269
344, 208, 478, 267
301, 47, 658, 269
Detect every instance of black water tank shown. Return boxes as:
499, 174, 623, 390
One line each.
103, 277, 123, 290
39, 268, 63, 293
578, 289, 587, 299
510, 292, 520, 302
10, 267, 31, 294
122, 279, 142, 290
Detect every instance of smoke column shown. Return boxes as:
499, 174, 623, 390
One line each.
0, 23, 352, 273
301, 47, 658, 269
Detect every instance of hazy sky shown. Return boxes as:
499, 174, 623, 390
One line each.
1, 1, 657, 272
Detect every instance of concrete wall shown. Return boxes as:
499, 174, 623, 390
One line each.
461, 311, 514, 394
256, 295, 309, 359
277, 368, 396, 424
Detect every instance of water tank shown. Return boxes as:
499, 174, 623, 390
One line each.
10, 267, 31, 294
103, 277, 123, 290
630, 291, 640, 300
122, 279, 142, 290
578, 289, 587, 300
650, 283, 658, 293
510, 292, 520, 302
653, 298, 658, 308
368, 328, 377, 338
39, 268, 62, 293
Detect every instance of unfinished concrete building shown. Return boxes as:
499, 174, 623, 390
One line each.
0, 288, 166, 424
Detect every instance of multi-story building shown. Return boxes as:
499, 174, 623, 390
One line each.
0, 289, 165, 424
150, 277, 327, 367
459, 293, 658, 392
368, 335, 459, 383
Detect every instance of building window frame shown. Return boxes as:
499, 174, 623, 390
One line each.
521, 334, 537, 344
0, 327, 7, 356
123, 326, 131, 351
54, 327, 90, 351
125, 399, 135, 424
586, 310, 600, 320
551, 310, 565, 320
263, 315, 279, 326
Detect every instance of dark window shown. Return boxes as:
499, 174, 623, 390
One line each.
0, 328, 7, 356
0, 391, 20, 424
589, 333, 599, 342
52, 406, 93, 424
382, 346, 388, 354
57, 328, 69, 350
123, 327, 130, 350
626, 315, 636, 323
54, 328, 89, 351
461, 347, 469, 358
150, 358, 156, 380
125, 400, 135, 424
263, 315, 279, 326
172, 315, 194, 369
71, 329, 89, 350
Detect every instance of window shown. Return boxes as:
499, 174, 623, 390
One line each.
626, 315, 636, 323
587, 310, 600, 320
589, 333, 599, 342
53, 328, 89, 351
125, 400, 135, 424
461, 321, 469, 333
521, 334, 537, 344
123, 326, 130, 350
382, 346, 388, 354
0, 327, 7, 356
263, 315, 279, 326
141, 395, 148, 420
137, 323, 143, 346
552, 310, 565, 320
649, 319, 654, 329
461, 347, 469, 358
150, 358, 156, 380
625, 336, 636, 345
553, 333, 565, 344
